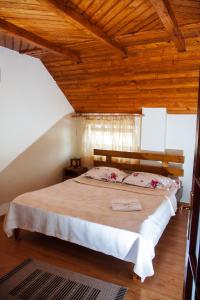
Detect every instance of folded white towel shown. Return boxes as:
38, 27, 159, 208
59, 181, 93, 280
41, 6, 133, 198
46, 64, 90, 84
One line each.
111, 200, 142, 211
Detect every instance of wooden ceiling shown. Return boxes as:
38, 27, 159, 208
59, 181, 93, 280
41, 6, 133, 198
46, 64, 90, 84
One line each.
0, 0, 200, 114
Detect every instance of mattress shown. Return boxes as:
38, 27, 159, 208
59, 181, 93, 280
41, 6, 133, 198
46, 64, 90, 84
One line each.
4, 175, 178, 281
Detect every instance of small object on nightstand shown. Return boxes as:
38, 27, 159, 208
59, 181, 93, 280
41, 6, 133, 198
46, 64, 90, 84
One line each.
63, 166, 88, 181
70, 158, 81, 168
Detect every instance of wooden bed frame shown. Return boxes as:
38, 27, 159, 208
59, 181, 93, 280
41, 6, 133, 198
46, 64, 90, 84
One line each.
93, 149, 184, 177
14, 149, 184, 241
14, 148, 185, 272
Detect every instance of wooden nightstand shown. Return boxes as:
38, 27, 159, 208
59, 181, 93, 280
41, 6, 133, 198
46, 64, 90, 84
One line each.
63, 166, 88, 181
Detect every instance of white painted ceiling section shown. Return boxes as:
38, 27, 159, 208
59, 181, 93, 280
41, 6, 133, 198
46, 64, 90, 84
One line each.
0, 46, 74, 172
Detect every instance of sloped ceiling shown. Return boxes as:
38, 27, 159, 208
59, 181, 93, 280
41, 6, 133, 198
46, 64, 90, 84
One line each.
0, 0, 200, 114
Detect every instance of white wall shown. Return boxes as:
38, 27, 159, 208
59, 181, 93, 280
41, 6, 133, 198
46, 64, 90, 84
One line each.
0, 46, 74, 172
0, 46, 77, 211
0, 115, 77, 208
76, 111, 196, 202
141, 108, 167, 151
166, 114, 196, 202
141, 108, 196, 202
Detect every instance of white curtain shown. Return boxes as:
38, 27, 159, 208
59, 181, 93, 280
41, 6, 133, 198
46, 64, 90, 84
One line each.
81, 115, 141, 167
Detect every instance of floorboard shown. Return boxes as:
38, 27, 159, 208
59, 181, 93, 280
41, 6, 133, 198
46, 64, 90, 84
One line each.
0, 211, 188, 300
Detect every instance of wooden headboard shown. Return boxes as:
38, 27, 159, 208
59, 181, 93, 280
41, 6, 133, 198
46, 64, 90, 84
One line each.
93, 149, 184, 177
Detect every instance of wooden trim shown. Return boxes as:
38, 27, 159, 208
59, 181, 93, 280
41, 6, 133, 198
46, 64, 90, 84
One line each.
149, 0, 186, 52
94, 149, 185, 163
72, 113, 143, 118
0, 19, 80, 63
93, 149, 184, 177
45, 0, 127, 57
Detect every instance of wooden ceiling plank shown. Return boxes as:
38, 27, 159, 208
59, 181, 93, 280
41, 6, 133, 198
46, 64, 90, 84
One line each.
45, 0, 127, 57
77, 0, 93, 13
83, 0, 108, 18
104, 1, 145, 35
112, 2, 153, 36
149, 0, 186, 52
127, 13, 159, 34
173, 5, 200, 15
97, 0, 133, 30
115, 5, 155, 36
90, 0, 119, 24
109, 1, 151, 36
172, 0, 200, 9
114, 23, 200, 48
140, 18, 164, 32
0, 18, 80, 63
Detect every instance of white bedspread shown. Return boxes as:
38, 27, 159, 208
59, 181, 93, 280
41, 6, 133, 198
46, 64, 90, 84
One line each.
4, 176, 177, 281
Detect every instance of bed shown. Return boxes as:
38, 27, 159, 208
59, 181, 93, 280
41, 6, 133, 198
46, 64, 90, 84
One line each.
4, 149, 184, 282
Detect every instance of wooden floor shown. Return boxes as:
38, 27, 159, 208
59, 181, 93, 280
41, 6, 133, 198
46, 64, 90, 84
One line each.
0, 211, 188, 300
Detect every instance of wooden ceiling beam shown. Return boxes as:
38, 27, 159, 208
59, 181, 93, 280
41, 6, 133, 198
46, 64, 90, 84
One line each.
0, 18, 80, 63
45, 0, 127, 57
19, 48, 42, 54
149, 0, 186, 52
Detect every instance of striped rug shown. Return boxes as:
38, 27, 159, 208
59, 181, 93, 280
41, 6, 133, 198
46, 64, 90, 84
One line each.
0, 258, 127, 299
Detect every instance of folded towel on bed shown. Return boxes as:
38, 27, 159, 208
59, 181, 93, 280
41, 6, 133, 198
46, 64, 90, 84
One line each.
111, 200, 142, 211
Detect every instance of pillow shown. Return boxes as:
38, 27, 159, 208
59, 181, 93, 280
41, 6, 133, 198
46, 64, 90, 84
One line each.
122, 172, 174, 189
168, 175, 181, 189
85, 167, 127, 183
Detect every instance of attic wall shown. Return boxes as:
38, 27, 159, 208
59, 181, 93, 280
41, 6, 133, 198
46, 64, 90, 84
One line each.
0, 46, 73, 172
0, 46, 76, 209
0, 116, 76, 209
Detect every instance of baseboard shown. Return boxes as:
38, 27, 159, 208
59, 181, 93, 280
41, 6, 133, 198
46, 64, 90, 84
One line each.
0, 202, 10, 216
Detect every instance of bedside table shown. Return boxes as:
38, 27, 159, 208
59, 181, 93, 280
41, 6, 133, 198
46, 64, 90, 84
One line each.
63, 166, 88, 181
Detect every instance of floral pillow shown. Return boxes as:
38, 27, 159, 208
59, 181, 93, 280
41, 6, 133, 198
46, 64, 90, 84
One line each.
85, 167, 127, 183
122, 172, 174, 189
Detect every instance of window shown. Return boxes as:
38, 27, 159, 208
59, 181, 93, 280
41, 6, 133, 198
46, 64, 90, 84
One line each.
81, 115, 141, 166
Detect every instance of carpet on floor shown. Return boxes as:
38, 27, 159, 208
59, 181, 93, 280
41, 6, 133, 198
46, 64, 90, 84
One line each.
0, 258, 127, 299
